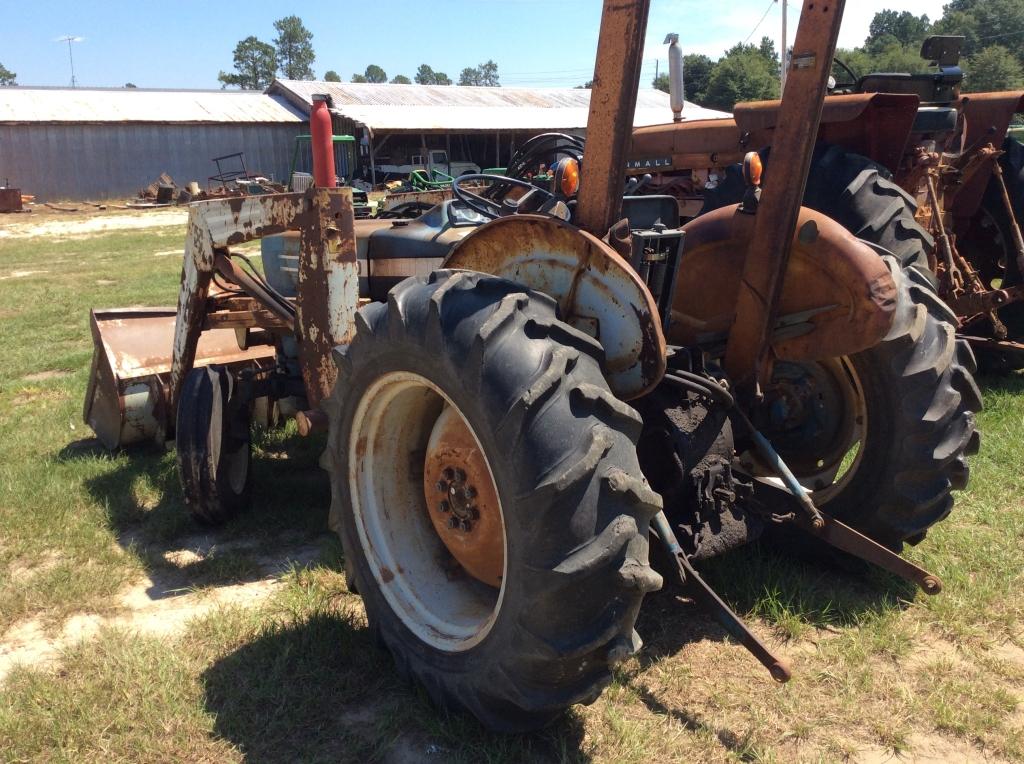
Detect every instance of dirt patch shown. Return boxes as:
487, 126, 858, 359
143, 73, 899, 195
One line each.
0, 209, 188, 240
21, 370, 71, 383
0, 537, 323, 682
8, 551, 64, 583
0, 269, 48, 280
11, 389, 68, 406
854, 732, 1004, 763
95, 279, 117, 286
991, 641, 1024, 668
0, 575, 275, 682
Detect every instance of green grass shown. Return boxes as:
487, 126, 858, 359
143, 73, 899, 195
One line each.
0, 212, 1021, 762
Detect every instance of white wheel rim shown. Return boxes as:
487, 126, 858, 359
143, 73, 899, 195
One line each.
348, 371, 507, 652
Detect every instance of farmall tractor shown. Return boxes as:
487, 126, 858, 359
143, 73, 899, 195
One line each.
84, 0, 980, 731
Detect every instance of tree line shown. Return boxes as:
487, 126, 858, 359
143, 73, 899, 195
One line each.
659, 0, 1024, 111
332, 60, 500, 87
218, 14, 501, 89
836, 1, 1024, 94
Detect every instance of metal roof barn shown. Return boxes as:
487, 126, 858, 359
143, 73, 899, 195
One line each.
0, 88, 306, 124
0, 88, 306, 201
268, 80, 729, 132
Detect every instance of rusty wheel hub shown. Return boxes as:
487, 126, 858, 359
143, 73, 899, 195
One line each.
423, 405, 505, 588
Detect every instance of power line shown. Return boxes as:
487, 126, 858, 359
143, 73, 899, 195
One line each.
745, 0, 774, 45
976, 28, 1024, 42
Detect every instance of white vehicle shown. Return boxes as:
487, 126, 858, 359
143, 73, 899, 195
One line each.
375, 149, 481, 179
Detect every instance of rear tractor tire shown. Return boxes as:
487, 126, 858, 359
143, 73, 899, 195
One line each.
176, 365, 253, 525
703, 145, 982, 550
322, 270, 663, 731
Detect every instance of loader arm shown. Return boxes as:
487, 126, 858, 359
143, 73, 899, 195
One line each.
169, 188, 358, 416
724, 0, 847, 393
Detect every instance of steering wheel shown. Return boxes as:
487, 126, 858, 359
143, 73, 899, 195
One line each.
831, 58, 859, 92
453, 174, 555, 219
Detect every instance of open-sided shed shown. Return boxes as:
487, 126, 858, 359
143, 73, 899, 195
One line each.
267, 80, 729, 184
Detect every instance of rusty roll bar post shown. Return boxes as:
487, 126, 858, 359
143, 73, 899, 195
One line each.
723, 0, 846, 395
576, 0, 651, 238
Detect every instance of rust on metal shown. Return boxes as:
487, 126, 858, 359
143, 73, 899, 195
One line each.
673, 205, 897, 361
295, 408, 329, 437
423, 405, 504, 588
792, 511, 942, 595
575, 0, 650, 238
990, 152, 1024, 280
723, 0, 847, 392
445, 214, 667, 399
628, 93, 919, 179
84, 308, 273, 449
167, 187, 355, 415
295, 188, 358, 407
950, 91, 1024, 223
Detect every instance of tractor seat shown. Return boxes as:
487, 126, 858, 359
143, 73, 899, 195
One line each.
858, 68, 962, 105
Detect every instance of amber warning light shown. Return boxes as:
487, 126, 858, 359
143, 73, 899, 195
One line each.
555, 157, 580, 197
743, 152, 763, 187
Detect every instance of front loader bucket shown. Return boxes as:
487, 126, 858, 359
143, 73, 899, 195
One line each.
83, 308, 274, 449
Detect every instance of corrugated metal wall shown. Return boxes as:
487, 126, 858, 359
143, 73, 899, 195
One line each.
0, 122, 305, 201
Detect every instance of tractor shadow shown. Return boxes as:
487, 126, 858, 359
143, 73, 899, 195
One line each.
200, 536, 914, 764
976, 367, 1024, 394
201, 612, 591, 764
56, 427, 332, 600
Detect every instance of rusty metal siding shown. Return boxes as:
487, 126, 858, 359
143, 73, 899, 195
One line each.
0, 122, 304, 201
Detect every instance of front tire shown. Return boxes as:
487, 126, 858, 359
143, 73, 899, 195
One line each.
176, 366, 252, 524
322, 270, 663, 731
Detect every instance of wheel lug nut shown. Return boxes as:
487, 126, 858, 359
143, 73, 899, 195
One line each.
442, 467, 455, 481
459, 518, 472, 531
438, 500, 450, 513
470, 507, 480, 520
454, 468, 467, 483
463, 485, 477, 499
448, 516, 459, 529
436, 480, 448, 493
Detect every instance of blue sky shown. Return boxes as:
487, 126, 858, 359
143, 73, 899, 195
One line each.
2, 0, 938, 90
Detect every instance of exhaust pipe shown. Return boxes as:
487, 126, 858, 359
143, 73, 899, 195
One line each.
310, 93, 336, 188
665, 33, 684, 122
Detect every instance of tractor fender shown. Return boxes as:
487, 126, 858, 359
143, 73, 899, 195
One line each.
670, 205, 898, 362
443, 214, 666, 400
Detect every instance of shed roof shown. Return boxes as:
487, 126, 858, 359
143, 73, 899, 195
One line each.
268, 80, 729, 132
0, 87, 306, 124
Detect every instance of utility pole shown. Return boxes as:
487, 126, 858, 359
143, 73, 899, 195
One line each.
57, 35, 83, 88
780, 0, 788, 92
